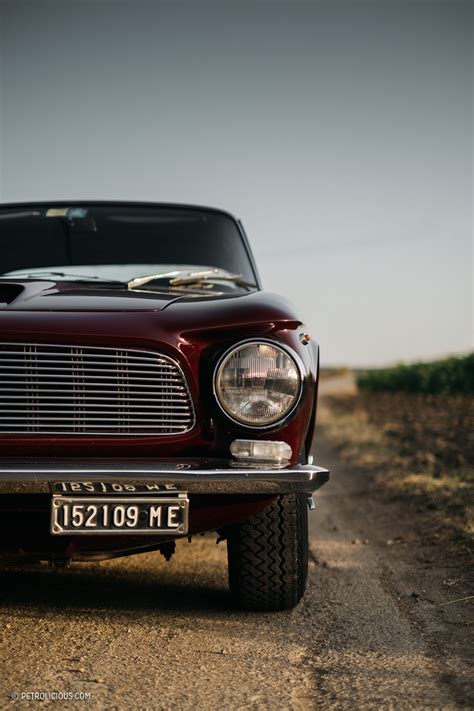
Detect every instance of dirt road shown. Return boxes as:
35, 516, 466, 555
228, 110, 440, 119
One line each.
0, 379, 471, 709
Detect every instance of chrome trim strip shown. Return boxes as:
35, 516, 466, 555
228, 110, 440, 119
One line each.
0, 406, 192, 413
0, 353, 175, 363
0, 430, 191, 435
0, 369, 181, 381
0, 385, 186, 392
0, 374, 183, 381
0, 416, 191, 423
0, 394, 189, 402
0, 341, 174, 356
0, 459, 329, 495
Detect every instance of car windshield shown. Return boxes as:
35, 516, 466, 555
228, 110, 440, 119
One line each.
0, 204, 258, 285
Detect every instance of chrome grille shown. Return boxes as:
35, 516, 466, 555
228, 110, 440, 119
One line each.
0, 343, 195, 435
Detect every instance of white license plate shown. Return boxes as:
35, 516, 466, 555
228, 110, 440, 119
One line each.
50, 495, 189, 535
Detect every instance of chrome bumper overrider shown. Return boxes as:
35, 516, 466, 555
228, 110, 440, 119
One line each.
0, 458, 329, 495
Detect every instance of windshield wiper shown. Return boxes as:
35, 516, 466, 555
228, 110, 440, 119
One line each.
0, 271, 124, 284
170, 270, 255, 288
127, 270, 188, 290
128, 269, 256, 291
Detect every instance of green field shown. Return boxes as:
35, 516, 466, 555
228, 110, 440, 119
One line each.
356, 354, 474, 395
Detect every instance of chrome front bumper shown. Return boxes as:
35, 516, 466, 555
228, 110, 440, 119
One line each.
0, 458, 329, 495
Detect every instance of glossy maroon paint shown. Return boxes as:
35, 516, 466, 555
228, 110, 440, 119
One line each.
0, 279, 319, 461
0, 274, 319, 559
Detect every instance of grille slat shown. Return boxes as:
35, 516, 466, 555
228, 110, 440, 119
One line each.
0, 365, 180, 375
0, 343, 195, 436
0, 416, 192, 423
0, 379, 185, 388
0, 372, 183, 382
0, 346, 175, 362
0, 357, 177, 368
0, 393, 190, 402
0, 406, 193, 413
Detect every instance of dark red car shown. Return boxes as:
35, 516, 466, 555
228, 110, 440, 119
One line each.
0, 202, 328, 610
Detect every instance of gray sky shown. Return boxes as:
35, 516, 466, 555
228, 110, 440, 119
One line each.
0, 0, 472, 366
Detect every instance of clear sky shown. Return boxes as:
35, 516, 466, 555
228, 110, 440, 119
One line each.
0, 0, 472, 366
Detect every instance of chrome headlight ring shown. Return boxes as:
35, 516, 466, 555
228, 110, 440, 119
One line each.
213, 339, 304, 429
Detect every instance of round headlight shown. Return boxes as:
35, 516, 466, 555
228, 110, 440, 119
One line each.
214, 341, 302, 427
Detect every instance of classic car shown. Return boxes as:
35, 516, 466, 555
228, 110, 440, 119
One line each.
0, 201, 328, 611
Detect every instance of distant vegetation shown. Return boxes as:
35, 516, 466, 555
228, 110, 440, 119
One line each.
356, 354, 474, 395
319, 367, 349, 379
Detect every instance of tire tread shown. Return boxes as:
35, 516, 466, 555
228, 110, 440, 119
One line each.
227, 494, 308, 611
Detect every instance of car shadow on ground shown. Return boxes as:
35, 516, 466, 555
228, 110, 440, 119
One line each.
0, 560, 235, 617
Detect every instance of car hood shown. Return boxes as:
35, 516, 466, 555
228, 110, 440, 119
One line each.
0, 278, 303, 346
0, 279, 206, 312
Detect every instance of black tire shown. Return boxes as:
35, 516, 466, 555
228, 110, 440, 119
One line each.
227, 493, 308, 611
